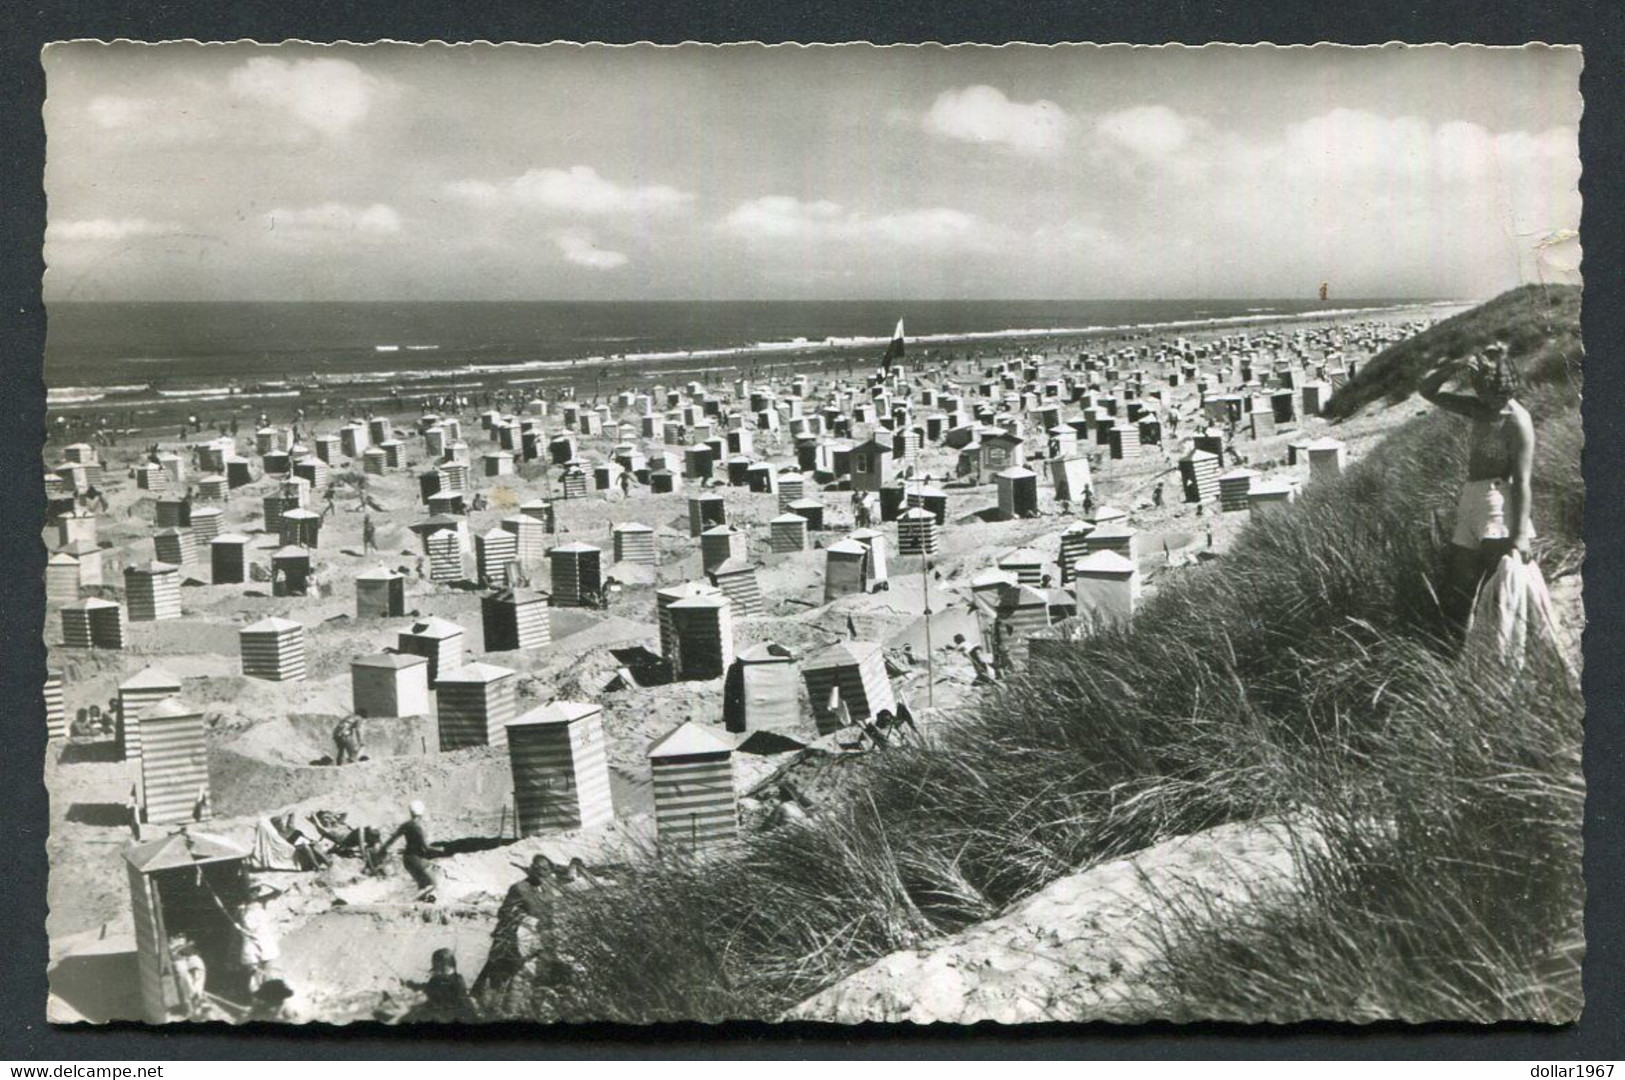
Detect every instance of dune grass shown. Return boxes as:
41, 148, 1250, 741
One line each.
532, 290, 1583, 1025
1325, 284, 1582, 419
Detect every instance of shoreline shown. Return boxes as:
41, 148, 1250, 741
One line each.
45, 299, 1466, 414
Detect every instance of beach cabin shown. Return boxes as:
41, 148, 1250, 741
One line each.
700, 526, 747, 576
1049, 457, 1092, 506
356, 568, 407, 618
1179, 450, 1222, 503
1249, 480, 1297, 516
1057, 521, 1096, 585
1306, 437, 1347, 481
350, 653, 430, 719
269, 547, 312, 597
45, 669, 64, 743
123, 830, 252, 1023
519, 498, 557, 534
722, 643, 800, 735
823, 539, 870, 602
649, 468, 681, 495
506, 701, 614, 835
787, 498, 825, 532
435, 656, 516, 750
45, 552, 84, 605
425, 528, 463, 584
1083, 523, 1137, 561
155, 496, 192, 530
1108, 423, 1142, 460
708, 558, 765, 617
501, 514, 548, 567
849, 528, 889, 591
649, 722, 739, 852
905, 485, 949, 526
548, 542, 602, 606
848, 438, 895, 494
1218, 468, 1261, 512
482, 588, 551, 652
57, 508, 98, 549
993, 584, 1053, 667
995, 466, 1040, 521
688, 493, 727, 538
611, 522, 656, 566
1073, 550, 1141, 628
61, 597, 125, 650
239, 617, 307, 682
293, 456, 330, 491
667, 593, 734, 681
195, 475, 229, 504
210, 534, 251, 586
802, 641, 896, 736
776, 473, 806, 509
770, 513, 809, 554
117, 666, 182, 763
137, 697, 211, 828
396, 617, 465, 687
476, 527, 520, 587
125, 562, 182, 622
997, 547, 1047, 587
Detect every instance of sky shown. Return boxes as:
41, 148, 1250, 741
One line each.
42, 42, 1583, 302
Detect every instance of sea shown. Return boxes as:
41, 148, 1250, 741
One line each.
44, 299, 1439, 414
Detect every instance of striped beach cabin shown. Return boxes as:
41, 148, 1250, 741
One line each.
1218, 468, 1261, 512
707, 558, 765, 617
649, 722, 739, 852
61, 597, 125, 650
476, 527, 520, 587
151, 526, 195, 568
137, 697, 211, 827
548, 542, 602, 607
435, 661, 517, 750
612, 522, 656, 566
118, 666, 181, 762
507, 701, 614, 835
802, 640, 896, 736
45, 669, 64, 743
396, 617, 465, 687
125, 562, 182, 622
667, 593, 733, 681
481, 588, 550, 652
238, 617, 307, 682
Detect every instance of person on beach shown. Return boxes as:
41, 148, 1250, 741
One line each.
209, 882, 282, 995
379, 800, 445, 901
362, 513, 377, 554
472, 854, 559, 1006
1418, 342, 1535, 622
333, 715, 364, 766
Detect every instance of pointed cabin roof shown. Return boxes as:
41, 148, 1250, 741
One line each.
648, 720, 736, 760
437, 661, 516, 684
403, 616, 463, 639
119, 665, 182, 691
1073, 550, 1137, 576
352, 652, 428, 671
241, 616, 302, 634
509, 700, 602, 727
125, 829, 249, 873
804, 640, 884, 671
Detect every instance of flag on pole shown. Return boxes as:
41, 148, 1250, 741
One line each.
880, 318, 905, 370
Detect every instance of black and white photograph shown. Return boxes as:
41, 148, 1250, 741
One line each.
38, 41, 1585, 1028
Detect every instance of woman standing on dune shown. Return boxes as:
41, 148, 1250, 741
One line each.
1418, 341, 1536, 623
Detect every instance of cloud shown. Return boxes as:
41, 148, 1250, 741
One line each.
554, 229, 628, 270
263, 202, 402, 244
449, 166, 693, 218
47, 218, 182, 242
227, 58, 382, 138
922, 85, 1071, 156
1094, 105, 1195, 158
722, 196, 989, 250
